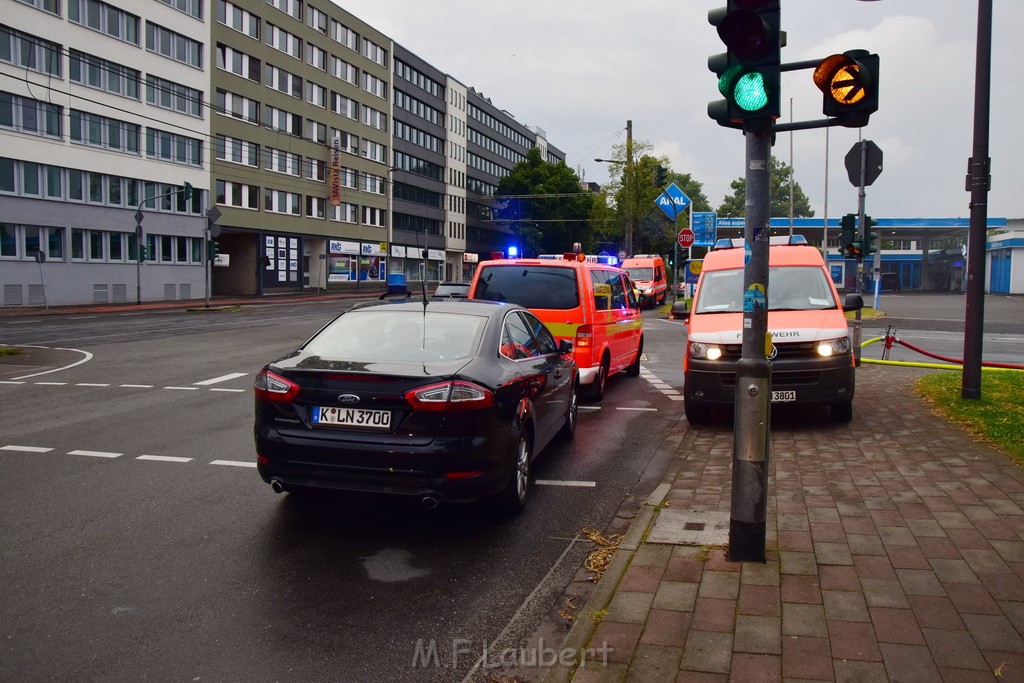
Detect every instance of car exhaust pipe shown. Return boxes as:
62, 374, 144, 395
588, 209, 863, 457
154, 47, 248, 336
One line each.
270, 479, 285, 494
421, 496, 439, 510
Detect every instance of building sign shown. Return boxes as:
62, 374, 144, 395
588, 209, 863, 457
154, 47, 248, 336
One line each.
329, 239, 359, 254
463, 253, 479, 263
328, 137, 342, 207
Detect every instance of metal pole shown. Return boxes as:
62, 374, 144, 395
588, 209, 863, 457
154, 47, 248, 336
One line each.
730, 125, 771, 564
822, 127, 829, 259
204, 225, 211, 308
625, 120, 633, 257
962, 0, 992, 400
852, 138, 867, 367
788, 98, 794, 236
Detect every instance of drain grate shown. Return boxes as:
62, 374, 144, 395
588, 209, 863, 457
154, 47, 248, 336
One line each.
647, 510, 730, 546
684, 522, 706, 531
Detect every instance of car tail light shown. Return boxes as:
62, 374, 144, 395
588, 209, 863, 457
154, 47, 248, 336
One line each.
254, 370, 300, 402
404, 380, 494, 411
575, 325, 593, 350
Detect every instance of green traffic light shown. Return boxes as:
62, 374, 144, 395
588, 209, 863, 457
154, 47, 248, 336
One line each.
733, 72, 768, 111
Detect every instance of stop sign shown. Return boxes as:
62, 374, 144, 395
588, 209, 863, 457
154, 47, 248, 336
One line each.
677, 229, 695, 248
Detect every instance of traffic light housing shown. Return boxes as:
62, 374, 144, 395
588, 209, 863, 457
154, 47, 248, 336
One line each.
208, 239, 219, 261
813, 50, 879, 128
654, 164, 668, 187
707, 0, 781, 129
182, 182, 193, 200
138, 245, 150, 262
862, 215, 878, 255
838, 213, 859, 258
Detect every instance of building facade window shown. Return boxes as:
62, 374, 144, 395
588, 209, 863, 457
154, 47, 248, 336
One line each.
157, 0, 202, 20
145, 75, 203, 117
305, 195, 325, 218
1, 92, 62, 138
266, 0, 300, 21
305, 81, 326, 107
0, 26, 62, 77
69, 111, 140, 153
362, 73, 386, 99
217, 0, 260, 39
69, 50, 140, 99
330, 20, 358, 51
264, 188, 301, 215
305, 6, 327, 33
394, 89, 442, 126
304, 157, 325, 181
305, 43, 326, 70
215, 88, 259, 123
216, 179, 259, 209
361, 39, 386, 67
68, 0, 139, 45
362, 206, 385, 227
360, 139, 386, 163
145, 22, 202, 68
146, 128, 203, 166
330, 92, 357, 119
330, 202, 357, 223
265, 23, 300, 59
216, 44, 261, 82
262, 105, 301, 135
331, 129, 358, 154
15, 0, 61, 16
215, 134, 259, 166
305, 119, 326, 144
329, 55, 357, 85
262, 147, 300, 176
265, 63, 302, 98
361, 105, 387, 132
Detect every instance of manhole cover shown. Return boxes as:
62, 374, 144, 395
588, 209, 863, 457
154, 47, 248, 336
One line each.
647, 509, 729, 546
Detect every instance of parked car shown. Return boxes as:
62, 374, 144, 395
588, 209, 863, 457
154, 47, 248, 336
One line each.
430, 281, 470, 300
254, 299, 578, 514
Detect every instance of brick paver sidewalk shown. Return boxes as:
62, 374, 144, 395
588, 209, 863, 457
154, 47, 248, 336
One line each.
546, 364, 1024, 682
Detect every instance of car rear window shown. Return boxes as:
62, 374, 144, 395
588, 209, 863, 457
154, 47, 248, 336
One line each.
472, 265, 580, 310
625, 267, 653, 281
303, 310, 486, 361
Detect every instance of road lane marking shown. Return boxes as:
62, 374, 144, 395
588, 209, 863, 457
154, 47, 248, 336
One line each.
616, 407, 658, 411
68, 450, 121, 458
668, 395, 684, 401
35, 382, 67, 386
164, 386, 199, 391
209, 388, 246, 393
119, 384, 154, 388
579, 406, 602, 411
535, 480, 596, 487
210, 460, 257, 468
137, 455, 192, 463
1, 445, 54, 453
75, 383, 110, 387
194, 372, 247, 386
68, 316, 97, 320
11, 347, 93, 380
0, 381, 26, 384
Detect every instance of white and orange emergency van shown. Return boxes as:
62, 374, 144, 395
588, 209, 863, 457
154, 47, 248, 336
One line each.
468, 252, 643, 401
622, 255, 668, 309
671, 235, 864, 423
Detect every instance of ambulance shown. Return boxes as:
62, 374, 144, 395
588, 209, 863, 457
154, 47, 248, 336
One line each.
622, 255, 667, 309
672, 235, 864, 424
468, 252, 643, 401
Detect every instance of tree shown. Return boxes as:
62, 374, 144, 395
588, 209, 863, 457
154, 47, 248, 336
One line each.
593, 141, 713, 256
716, 156, 814, 219
495, 148, 594, 256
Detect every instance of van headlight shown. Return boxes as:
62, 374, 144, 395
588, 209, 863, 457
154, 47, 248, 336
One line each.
815, 337, 851, 357
690, 342, 723, 361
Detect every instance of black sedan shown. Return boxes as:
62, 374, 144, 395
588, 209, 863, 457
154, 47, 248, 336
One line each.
254, 299, 578, 514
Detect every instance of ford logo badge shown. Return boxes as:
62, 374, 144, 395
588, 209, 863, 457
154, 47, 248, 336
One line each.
338, 394, 360, 405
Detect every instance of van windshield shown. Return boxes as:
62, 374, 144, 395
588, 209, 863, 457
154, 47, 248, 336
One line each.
625, 267, 654, 281
472, 265, 581, 310
695, 266, 837, 314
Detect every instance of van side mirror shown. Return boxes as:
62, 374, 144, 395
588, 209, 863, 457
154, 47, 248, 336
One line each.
670, 300, 690, 321
842, 293, 864, 312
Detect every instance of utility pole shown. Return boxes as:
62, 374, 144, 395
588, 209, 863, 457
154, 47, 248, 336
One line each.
625, 119, 634, 257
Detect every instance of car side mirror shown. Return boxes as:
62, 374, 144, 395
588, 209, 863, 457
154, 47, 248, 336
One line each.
842, 293, 864, 312
559, 339, 573, 354
670, 300, 690, 321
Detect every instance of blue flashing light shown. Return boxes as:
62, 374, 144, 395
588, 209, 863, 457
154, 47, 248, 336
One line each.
507, 245, 519, 258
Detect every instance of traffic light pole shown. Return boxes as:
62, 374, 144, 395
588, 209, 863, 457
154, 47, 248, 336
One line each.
730, 126, 771, 564
852, 140, 867, 367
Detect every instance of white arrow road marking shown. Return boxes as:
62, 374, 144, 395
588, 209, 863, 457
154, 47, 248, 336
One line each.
68, 450, 121, 458
11, 346, 93, 380
194, 372, 247, 386
210, 460, 256, 468
1, 445, 54, 453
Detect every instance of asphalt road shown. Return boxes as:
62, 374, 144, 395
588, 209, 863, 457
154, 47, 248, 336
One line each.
0, 301, 686, 681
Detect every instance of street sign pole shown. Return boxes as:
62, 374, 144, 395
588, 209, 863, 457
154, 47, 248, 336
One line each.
688, 202, 694, 298
673, 213, 679, 301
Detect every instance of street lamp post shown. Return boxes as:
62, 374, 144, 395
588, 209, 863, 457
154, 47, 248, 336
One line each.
595, 119, 635, 256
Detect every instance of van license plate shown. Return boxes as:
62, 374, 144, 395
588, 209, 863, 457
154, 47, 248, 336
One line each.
312, 406, 391, 429
771, 391, 796, 403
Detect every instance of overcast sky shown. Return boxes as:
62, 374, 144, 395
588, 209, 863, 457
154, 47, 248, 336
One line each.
340, 0, 1021, 222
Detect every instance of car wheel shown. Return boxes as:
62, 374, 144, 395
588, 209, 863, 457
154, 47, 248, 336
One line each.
625, 339, 643, 377
496, 429, 531, 515
587, 358, 609, 401
559, 382, 579, 440
684, 396, 712, 425
830, 400, 853, 423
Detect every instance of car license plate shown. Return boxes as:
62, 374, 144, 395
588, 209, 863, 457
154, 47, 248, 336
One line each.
312, 406, 391, 429
771, 390, 796, 403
